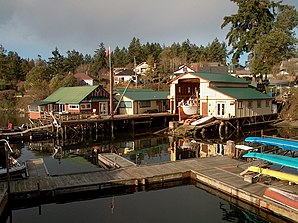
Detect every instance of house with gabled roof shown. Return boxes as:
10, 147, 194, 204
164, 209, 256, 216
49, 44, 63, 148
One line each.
168, 72, 273, 119
114, 69, 136, 84
114, 88, 169, 115
28, 85, 114, 120
74, 72, 98, 86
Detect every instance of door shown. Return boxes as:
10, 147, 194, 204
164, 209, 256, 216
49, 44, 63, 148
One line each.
217, 102, 225, 117
99, 102, 108, 115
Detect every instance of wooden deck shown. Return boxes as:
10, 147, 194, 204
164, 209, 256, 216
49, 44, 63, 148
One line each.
0, 156, 298, 221
98, 153, 136, 169
26, 158, 49, 177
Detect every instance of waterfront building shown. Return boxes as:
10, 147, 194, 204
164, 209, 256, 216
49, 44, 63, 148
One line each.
114, 88, 169, 115
168, 72, 274, 118
28, 85, 114, 119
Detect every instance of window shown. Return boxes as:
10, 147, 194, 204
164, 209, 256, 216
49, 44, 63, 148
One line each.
266, 101, 270, 107
80, 103, 91, 110
187, 87, 191, 93
257, 100, 261, 108
69, 104, 79, 110
178, 87, 181, 93
28, 105, 39, 112
140, 101, 151, 108
248, 101, 252, 108
237, 101, 243, 109
120, 101, 132, 108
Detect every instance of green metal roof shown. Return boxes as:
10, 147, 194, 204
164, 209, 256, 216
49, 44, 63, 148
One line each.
43, 85, 99, 104
193, 73, 248, 83
211, 87, 272, 100
116, 88, 169, 101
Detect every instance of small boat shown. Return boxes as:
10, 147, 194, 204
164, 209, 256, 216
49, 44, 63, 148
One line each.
0, 157, 27, 179
264, 187, 298, 211
245, 137, 298, 152
190, 116, 215, 126
246, 166, 298, 184
235, 144, 256, 151
0, 139, 27, 179
243, 152, 298, 169
178, 98, 199, 120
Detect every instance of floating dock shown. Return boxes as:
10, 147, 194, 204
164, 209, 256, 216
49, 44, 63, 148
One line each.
0, 156, 297, 222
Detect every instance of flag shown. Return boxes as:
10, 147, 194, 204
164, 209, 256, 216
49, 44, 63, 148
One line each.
106, 47, 110, 57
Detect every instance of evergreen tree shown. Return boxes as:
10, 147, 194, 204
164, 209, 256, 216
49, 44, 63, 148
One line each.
127, 37, 143, 64
206, 38, 227, 64
64, 49, 84, 74
113, 46, 127, 67
91, 42, 108, 76
222, 0, 297, 74
47, 47, 65, 78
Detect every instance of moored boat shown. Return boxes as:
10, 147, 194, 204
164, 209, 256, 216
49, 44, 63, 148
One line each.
245, 136, 298, 152
178, 98, 199, 120
0, 139, 27, 179
190, 116, 215, 126
264, 187, 298, 211
0, 157, 27, 179
243, 152, 298, 169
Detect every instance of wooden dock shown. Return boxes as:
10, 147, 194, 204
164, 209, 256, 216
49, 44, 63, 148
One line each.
0, 156, 297, 222
98, 153, 136, 169
26, 158, 49, 177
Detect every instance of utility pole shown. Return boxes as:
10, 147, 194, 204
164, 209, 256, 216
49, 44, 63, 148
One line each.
108, 47, 114, 139
134, 56, 137, 88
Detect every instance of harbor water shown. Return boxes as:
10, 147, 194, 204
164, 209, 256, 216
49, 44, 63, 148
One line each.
0, 114, 297, 222
2, 183, 270, 223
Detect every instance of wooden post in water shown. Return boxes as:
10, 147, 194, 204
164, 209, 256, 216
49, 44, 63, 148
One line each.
4, 143, 10, 195
95, 123, 98, 141
236, 119, 240, 135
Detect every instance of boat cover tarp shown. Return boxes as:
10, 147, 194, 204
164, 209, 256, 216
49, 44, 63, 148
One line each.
245, 137, 298, 152
243, 152, 298, 169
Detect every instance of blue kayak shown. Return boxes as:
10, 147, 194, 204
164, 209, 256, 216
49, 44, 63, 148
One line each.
243, 152, 298, 169
245, 137, 298, 152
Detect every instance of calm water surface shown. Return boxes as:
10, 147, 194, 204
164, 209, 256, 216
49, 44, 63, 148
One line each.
3, 184, 268, 223
0, 114, 296, 223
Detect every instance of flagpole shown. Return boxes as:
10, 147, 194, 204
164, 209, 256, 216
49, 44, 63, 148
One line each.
108, 47, 114, 139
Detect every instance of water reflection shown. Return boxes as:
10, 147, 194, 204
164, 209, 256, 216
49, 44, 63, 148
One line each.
1, 127, 296, 222
2, 183, 273, 223
22, 134, 238, 175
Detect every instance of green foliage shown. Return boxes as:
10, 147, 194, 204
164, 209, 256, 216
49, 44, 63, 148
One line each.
127, 37, 143, 64
113, 46, 127, 67
206, 38, 227, 64
0, 90, 17, 110
64, 50, 84, 74
47, 47, 65, 77
25, 66, 50, 100
222, 0, 298, 74
91, 42, 108, 77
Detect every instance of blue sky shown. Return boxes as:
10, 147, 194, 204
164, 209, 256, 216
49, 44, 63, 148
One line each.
0, 0, 297, 65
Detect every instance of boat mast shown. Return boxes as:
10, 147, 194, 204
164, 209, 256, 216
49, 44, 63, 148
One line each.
108, 47, 114, 138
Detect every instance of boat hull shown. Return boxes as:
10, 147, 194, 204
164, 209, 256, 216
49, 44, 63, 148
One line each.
245, 137, 298, 152
247, 166, 298, 184
264, 187, 298, 211
243, 152, 298, 169
0, 161, 27, 179
178, 106, 198, 120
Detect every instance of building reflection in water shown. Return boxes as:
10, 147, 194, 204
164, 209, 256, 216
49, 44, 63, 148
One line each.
25, 134, 239, 169
168, 137, 235, 162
